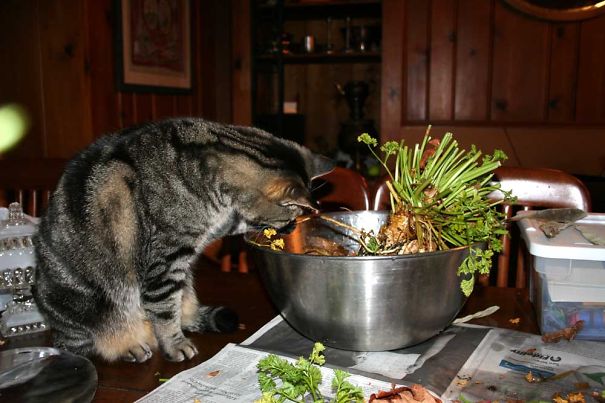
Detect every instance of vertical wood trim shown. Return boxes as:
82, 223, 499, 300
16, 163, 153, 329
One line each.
87, 0, 119, 137
454, 0, 491, 120
405, 0, 430, 121
191, 0, 202, 117
451, 0, 458, 120
576, 15, 605, 122
429, 0, 456, 121
232, 0, 251, 125
36, 0, 49, 156
381, 0, 405, 141
491, 1, 550, 121
547, 24, 579, 122
543, 23, 553, 122
487, 0, 496, 121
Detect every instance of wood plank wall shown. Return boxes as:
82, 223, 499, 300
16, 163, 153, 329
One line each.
0, 0, 234, 160
397, 0, 605, 125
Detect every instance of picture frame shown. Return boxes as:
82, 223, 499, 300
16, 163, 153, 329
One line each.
114, 0, 192, 93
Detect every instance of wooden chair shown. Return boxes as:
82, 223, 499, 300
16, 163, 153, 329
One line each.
214, 166, 371, 273
488, 166, 592, 288
312, 166, 370, 212
0, 158, 67, 216
370, 166, 592, 288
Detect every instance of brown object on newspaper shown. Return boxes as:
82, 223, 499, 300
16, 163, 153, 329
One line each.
542, 320, 585, 343
368, 384, 441, 403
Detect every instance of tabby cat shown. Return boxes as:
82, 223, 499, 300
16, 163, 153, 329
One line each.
32, 118, 333, 363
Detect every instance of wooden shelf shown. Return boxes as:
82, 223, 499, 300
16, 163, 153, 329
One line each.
258, 0, 381, 20
256, 51, 380, 64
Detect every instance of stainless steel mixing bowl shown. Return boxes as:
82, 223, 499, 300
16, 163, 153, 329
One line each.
245, 211, 473, 351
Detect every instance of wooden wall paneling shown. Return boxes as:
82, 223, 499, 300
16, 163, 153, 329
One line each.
405, 0, 430, 122
87, 0, 120, 138
381, 0, 405, 141
209, 1, 233, 123
0, 0, 45, 158
38, 0, 93, 158
491, 2, 550, 121
153, 95, 177, 120
134, 94, 154, 124
231, 0, 251, 125
176, 95, 193, 117
191, 0, 203, 117
547, 23, 579, 122
575, 14, 605, 122
454, 0, 492, 121
196, 1, 214, 120
428, 0, 455, 121
119, 92, 136, 128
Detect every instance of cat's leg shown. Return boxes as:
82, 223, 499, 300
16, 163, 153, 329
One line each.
143, 251, 199, 362
181, 283, 239, 333
94, 316, 158, 363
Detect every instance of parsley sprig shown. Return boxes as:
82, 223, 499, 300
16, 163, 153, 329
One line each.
256, 342, 364, 403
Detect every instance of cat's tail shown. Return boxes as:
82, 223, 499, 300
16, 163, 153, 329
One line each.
183, 305, 239, 333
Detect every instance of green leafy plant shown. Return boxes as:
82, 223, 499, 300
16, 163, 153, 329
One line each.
256, 342, 364, 403
357, 128, 514, 296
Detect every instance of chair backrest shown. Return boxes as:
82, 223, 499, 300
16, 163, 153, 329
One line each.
488, 166, 592, 288
0, 158, 67, 217
312, 166, 370, 211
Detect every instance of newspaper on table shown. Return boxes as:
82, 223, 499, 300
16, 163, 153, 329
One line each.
241, 315, 489, 396
136, 315, 486, 402
135, 343, 420, 403
442, 327, 605, 401
137, 315, 605, 402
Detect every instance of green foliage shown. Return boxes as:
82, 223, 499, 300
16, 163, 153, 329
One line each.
332, 370, 364, 403
256, 343, 362, 403
358, 129, 514, 296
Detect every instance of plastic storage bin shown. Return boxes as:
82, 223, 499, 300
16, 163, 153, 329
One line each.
519, 213, 605, 341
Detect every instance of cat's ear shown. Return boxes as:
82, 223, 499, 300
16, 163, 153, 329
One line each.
310, 154, 335, 180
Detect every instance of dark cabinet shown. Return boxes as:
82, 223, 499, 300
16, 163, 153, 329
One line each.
251, 0, 382, 173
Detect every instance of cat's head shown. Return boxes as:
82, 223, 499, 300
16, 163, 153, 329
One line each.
221, 126, 334, 233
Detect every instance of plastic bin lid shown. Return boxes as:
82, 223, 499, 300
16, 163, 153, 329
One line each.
517, 213, 605, 261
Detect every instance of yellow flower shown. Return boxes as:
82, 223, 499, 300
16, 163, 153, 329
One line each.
270, 238, 285, 251
263, 228, 277, 239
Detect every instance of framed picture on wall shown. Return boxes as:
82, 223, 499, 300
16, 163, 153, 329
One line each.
114, 0, 192, 93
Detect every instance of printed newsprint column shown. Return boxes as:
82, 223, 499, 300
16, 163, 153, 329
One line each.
442, 328, 605, 401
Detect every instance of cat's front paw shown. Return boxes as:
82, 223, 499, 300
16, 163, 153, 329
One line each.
162, 337, 198, 362
121, 343, 153, 363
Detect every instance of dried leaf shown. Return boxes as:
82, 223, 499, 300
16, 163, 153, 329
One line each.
575, 224, 605, 245
540, 221, 573, 238
511, 208, 587, 223
542, 320, 585, 343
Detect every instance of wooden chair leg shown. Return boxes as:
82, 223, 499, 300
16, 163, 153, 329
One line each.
238, 250, 248, 274
220, 253, 232, 273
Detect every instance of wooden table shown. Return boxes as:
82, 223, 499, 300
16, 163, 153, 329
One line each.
1, 260, 540, 402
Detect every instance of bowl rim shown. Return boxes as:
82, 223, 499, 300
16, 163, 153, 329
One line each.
244, 211, 485, 261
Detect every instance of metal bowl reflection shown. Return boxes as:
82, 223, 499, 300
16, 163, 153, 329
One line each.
245, 211, 472, 351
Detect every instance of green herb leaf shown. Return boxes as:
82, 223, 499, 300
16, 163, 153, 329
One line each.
256, 343, 364, 403
359, 128, 512, 295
